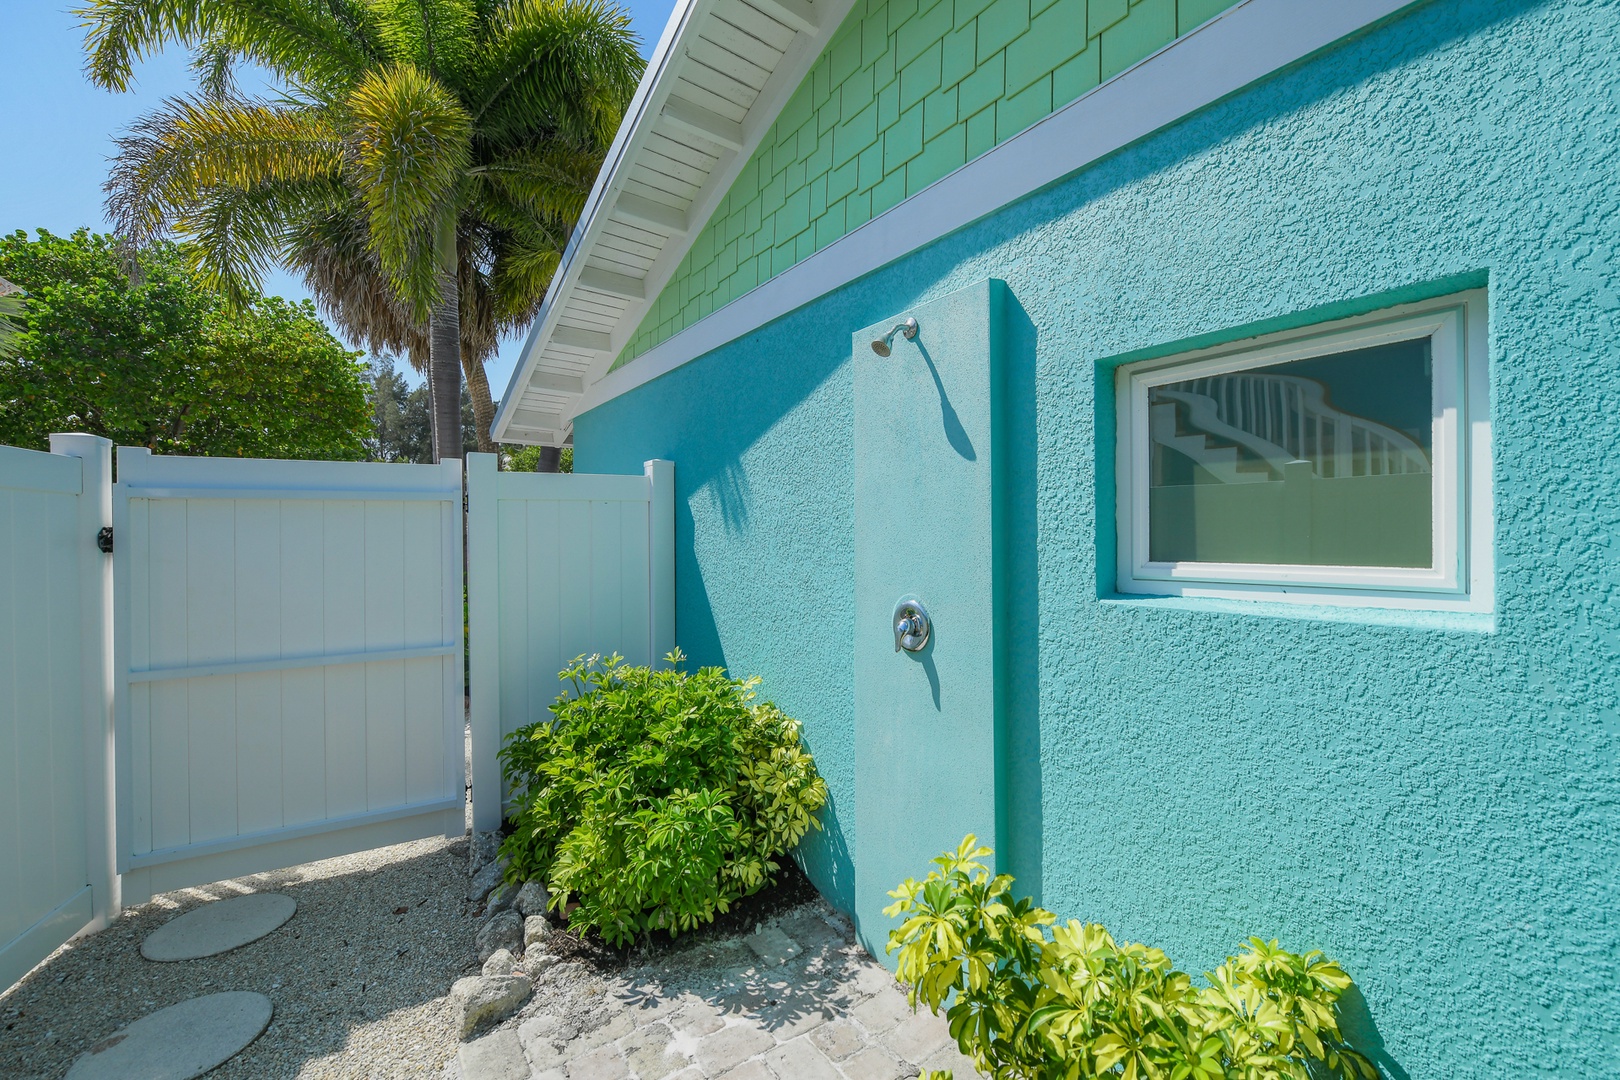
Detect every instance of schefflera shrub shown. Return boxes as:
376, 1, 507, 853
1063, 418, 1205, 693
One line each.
889, 837, 1379, 1080
498, 651, 828, 947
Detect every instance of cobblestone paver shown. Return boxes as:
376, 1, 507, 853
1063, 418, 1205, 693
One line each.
448, 902, 979, 1080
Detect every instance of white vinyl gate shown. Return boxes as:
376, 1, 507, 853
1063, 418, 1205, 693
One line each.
112, 449, 467, 903
1, 439, 675, 989
0, 435, 115, 992
466, 454, 675, 831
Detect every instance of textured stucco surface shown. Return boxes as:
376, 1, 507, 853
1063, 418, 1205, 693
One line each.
574, 0, 1620, 1075
851, 282, 1011, 961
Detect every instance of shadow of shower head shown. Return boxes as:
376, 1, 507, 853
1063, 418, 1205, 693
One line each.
870, 317, 918, 356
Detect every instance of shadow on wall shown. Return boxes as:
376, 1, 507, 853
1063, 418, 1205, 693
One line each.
803, 788, 854, 912
999, 292, 1043, 903
1337, 985, 1410, 1080
914, 339, 976, 462
574, 301, 864, 911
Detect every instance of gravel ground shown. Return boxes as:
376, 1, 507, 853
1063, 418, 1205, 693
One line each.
0, 834, 482, 1079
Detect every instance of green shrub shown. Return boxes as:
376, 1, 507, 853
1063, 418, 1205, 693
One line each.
887, 837, 1379, 1080
498, 651, 828, 947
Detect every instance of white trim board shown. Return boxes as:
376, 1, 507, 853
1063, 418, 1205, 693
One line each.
571, 0, 1424, 424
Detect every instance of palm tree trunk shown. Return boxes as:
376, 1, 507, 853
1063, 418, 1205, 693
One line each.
536, 446, 561, 472
461, 343, 498, 454
429, 215, 463, 462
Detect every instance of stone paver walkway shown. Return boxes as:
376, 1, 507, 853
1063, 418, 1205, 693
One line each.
448, 902, 978, 1080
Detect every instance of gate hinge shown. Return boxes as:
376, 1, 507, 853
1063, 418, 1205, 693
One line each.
97, 527, 113, 554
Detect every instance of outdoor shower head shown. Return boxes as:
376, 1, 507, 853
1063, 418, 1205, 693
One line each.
870, 317, 918, 356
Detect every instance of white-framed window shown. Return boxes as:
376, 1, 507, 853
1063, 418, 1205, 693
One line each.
1114, 290, 1491, 611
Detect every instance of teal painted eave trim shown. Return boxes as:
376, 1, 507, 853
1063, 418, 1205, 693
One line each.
1093, 268, 1490, 373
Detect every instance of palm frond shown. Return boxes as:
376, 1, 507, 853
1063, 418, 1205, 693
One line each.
345, 64, 472, 316
0, 292, 26, 361
481, 220, 568, 325
177, 178, 339, 305
77, 0, 384, 95
471, 138, 599, 222
105, 94, 342, 250
372, 0, 479, 81
468, 0, 642, 148
190, 37, 237, 99
285, 200, 425, 358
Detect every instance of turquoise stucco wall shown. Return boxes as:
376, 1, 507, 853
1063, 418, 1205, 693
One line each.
573, 0, 1620, 1075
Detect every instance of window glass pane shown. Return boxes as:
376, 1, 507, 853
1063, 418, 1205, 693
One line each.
1147, 337, 1433, 567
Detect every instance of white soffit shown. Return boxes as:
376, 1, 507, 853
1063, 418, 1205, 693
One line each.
492, 0, 860, 445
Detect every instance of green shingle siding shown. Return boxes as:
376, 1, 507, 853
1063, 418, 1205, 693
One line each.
613, 0, 1239, 368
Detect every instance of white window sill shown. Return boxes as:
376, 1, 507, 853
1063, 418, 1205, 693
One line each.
1097, 593, 1496, 633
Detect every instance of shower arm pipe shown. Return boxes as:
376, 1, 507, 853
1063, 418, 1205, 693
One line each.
871, 317, 919, 356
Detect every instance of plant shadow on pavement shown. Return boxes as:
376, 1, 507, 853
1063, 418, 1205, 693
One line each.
0, 835, 482, 1080
593, 860, 883, 1042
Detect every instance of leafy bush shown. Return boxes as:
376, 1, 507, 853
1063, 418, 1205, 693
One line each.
0, 229, 371, 458
887, 837, 1379, 1080
499, 651, 827, 947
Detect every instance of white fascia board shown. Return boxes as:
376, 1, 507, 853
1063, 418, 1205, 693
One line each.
492, 0, 860, 444
490, 0, 701, 443
571, 0, 1424, 423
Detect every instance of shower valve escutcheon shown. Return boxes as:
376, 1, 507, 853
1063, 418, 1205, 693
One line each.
893, 596, 931, 652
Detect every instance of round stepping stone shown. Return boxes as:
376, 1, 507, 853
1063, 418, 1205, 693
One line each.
141, 893, 296, 962
65, 991, 273, 1080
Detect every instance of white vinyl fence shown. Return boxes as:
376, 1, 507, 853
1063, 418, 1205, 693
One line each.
112, 449, 467, 903
466, 454, 674, 830
0, 435, 114, 992
1, 438, 675, 990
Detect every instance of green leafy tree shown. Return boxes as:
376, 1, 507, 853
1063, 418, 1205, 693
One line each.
0, 228, 370, 458
504, 443, 571, 472
366, 355, 480, 462
80, 0, 643, 461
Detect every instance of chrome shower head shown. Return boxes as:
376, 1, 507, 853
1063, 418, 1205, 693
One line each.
870, 317, 918, 356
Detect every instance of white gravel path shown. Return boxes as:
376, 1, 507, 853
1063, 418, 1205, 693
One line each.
0, 834, 482, 1079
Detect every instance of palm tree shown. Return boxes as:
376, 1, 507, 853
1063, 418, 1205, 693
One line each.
283, 192, 578, 452
0, 278, 23, 360
80, 0, 641, 462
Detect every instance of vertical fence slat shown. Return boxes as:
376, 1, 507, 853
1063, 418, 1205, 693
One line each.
403, 501, 444, 804
279, 502, 327, 828
44, 483, 86, 909
590, 500, 625, 664
495, 495, 528, 736
14, 491, 57, 922
234, 500, 283, 835
321, 501, 367, 819
0, 439, 107, 990
467, 455, 502, 831
185, 499, 238, 844
526, 498, 562, 728
620, 499, 651, 667
558, 500, 593, 666
0, 491, 20, 948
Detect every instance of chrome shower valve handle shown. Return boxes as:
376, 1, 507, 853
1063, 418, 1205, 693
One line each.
892, 596, 931, 652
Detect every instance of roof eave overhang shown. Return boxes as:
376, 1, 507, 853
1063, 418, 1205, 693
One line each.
493, 0, 858, 446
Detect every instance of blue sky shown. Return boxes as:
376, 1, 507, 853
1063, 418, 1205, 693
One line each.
0, 1, 677, 394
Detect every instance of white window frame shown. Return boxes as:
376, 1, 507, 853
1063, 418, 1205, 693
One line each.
1115, 289, 1492, 612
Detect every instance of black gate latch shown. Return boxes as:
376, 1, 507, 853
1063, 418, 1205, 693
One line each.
97, 527, 113, 554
